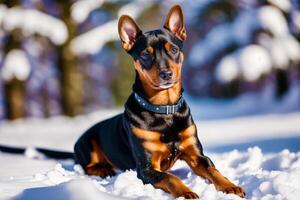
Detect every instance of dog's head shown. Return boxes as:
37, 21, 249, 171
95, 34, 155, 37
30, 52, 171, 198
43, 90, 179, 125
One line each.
118, 5, 186, 90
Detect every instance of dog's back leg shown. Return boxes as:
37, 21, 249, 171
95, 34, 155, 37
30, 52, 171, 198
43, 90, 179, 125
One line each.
75, 138, 115, 178
85, 139, 115, 177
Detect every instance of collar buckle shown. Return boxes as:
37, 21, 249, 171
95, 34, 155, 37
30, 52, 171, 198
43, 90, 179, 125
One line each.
134, 92, 184, 115
166, 105, 176, 115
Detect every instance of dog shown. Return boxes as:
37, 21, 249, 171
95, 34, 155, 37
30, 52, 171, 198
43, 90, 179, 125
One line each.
74, 5, 246, 199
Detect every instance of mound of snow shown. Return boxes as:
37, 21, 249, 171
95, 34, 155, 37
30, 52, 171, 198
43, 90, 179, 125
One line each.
239, 45, 272, 82
71, 0, 105, 24
1, 49, 31, 81
1, 147, 299, 200
258, 6, 289, 37
71, 1, 153, 55
2, 6, 67, 45
215, 54, 239, 83
267, 0, 291, 12
215, 45, 272, 82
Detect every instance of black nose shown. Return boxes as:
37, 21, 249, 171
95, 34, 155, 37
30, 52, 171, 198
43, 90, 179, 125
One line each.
159, 70, 173, 81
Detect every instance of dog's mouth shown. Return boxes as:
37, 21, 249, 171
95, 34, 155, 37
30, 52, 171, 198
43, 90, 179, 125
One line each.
142, 70, 176, 90
158, 81, 176, 89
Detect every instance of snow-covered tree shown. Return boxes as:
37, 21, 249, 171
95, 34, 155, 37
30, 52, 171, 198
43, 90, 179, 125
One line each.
0, 0, 157, 119
181, 0, 300, 99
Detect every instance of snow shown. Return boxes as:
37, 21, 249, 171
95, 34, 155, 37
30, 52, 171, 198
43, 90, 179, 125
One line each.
1, 49, 31, 81
189, 3, 300, 83
281, 36, 300, 64
267, 0, 292, 12
1, 146, 300, 200
70, 1, 154, 55
215, 54, 239, 83
71, 0, 105, 24
189, 9, 261, 67
259, 36, 300, 69
239, 45, 272, 82
1, 6, 67, 45
292, 11, 300, 33
258, 6, 289, 37
1, 109, 300, 152
189, 23, 233, 67
268, 38, 290, 69
197, 112, 300, 147
215, 45, 272, 83
117, 1, 150, 19
0, 4, 6, 24
71, 20, 118, 55
214, 34, 300, 83
0, 108, 300, 199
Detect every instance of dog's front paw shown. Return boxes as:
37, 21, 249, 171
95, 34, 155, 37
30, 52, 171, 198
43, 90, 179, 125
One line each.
217, 184, 246, 198
179, 191, 199, 199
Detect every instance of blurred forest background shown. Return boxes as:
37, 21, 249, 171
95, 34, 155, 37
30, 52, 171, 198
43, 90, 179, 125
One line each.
0, 0, 299, 120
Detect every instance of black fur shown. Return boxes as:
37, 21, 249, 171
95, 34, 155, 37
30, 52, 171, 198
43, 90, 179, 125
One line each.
128, 28, 183, 69
74, 93, 200, 184
74, 27, 214, 185
0, 144, 73, 159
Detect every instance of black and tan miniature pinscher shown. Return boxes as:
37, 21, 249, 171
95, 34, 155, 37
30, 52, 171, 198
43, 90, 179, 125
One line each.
74, 5, 245, 199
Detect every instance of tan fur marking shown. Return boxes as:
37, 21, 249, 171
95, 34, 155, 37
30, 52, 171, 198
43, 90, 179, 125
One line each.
86, 139, 116, 170
143, 141, 168, 152
87, 139, 103, 167
154, 172, 198, 198
180, 124, 196, 139
132, 127, 161, 141
179, 137, 197, 151
164, 42, 172, 51
179, 124, 198, 152
146, 46, 154, 54
151, 152, 163, 171
133, 56, 183, 105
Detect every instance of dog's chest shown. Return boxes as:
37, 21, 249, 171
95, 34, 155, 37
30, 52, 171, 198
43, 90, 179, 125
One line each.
148, 139, 180, 171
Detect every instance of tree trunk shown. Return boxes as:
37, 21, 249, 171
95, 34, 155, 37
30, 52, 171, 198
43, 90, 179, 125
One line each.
4, 78, 26, 119
275, 69, 289, 98
57, 1, 83, 116
2, 0, 26, 120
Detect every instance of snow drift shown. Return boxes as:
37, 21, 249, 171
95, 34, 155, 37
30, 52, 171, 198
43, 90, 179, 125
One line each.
0, 147, 299, 200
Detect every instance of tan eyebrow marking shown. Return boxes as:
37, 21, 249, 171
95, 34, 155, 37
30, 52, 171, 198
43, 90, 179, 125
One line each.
164, 42, 172, 51
146, 46, 154, 54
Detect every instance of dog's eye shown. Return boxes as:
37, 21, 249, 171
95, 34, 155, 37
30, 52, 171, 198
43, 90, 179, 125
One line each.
171, 46, 178, 54
140, 51, 150, 60
140, 50, 153, 69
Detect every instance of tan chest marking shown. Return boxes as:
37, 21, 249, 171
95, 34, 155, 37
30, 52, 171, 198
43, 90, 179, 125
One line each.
132, 127, 168, 152
179, 124, 199, 152
132, 127, 170, 171
178, 124, 201, 167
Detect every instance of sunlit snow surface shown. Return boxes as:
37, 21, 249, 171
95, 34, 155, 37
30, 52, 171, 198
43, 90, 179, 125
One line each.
0, 147, 300, 200
0, 107, 300, 199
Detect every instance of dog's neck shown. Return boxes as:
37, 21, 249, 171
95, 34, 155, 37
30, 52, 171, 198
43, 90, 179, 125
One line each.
133, 75, 182, 106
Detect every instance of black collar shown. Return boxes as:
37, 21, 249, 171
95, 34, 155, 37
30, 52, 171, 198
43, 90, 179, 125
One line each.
133, 92, 184, 115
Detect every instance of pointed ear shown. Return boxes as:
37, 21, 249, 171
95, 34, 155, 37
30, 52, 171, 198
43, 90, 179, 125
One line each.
118, 15, 142, 51
164, 5, 186, 41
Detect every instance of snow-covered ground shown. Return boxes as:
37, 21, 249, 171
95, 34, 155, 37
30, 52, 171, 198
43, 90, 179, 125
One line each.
1, 147, 300, 200
1, 108, 300, 200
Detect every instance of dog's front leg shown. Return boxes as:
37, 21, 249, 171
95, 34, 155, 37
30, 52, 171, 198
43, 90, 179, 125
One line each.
130, 127, 199, 199
137, 167, 199, 199
179, 125, 246, 198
